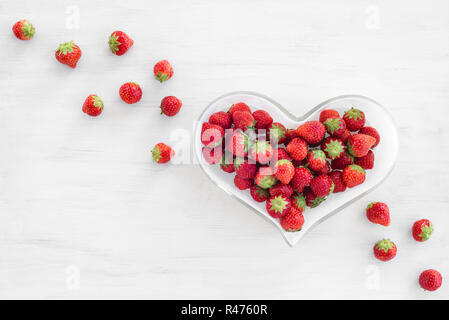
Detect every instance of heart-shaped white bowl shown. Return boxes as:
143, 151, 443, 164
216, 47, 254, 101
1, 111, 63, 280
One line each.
194, 92, 398, 246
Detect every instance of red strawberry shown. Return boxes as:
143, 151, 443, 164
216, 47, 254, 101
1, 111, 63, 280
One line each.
55, 41, 82, 68
286, 138, 308, 161
220, 154, 235, 173
255, 166, 278, 189
310, 174, 334, 197
272, 148, 292, 162
234, 176, 253, 190
286, 128, 300, 141
321, 137, 345, 160
201, 147, 222, 164
323, 118, 346, 136
304, 188, 326, 208
373, 239, 397, 262
274, 159, 295, 184
160, 96, 182, 117
315, 162, 330, 175
228, 102, 251, 116
342, 164, 366, 188
119, 82, 142, 104
338, 129, 351, 143
266, 195, 291, 218
153, 60, 173, 82
108, 31, 133, 56
366, 202, 390, 226
347, 134, 376, 157
233, 111, 255, 130
268, 122, 288, 144
419, 270, 442, 291
291, 167, 312, 192
355, 150, 375, 170
234, 158, 257, 179
201, 122, 225, 148
306, 150, 326, 171
249, 141, 273, 164
209, 111, 232, 129
252, 110, 273, 130
319, 109, 340, 123
331, 152, 354, 170
412, 219, 433, 242
250, 185, 269, 202
225, 130, 248, 157
269, 182, 293, 198
291, 192, 307, 212
12, 19, 35, 40
359, 126, 380, 148
152, 143, 174, 163
82, 94, 103, 117
296, 121, 326, 145
329, 171, 346, 193
280, 207, 305, 232
343, 108, 365, 131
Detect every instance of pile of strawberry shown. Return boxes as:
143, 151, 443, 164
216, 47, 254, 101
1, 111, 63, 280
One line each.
200, 102, 380, 232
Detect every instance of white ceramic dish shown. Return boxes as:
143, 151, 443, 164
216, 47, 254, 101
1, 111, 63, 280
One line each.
194, 92, 399, 246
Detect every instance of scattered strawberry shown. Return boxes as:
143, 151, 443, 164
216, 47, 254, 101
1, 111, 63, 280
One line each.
249, 141, 273, 164
272, 148, 292, 162
342, 164, 366, 188
347, 133, 376, 157
304, 188, 326, 208
269, 182, 294, 198
266, 195, 291, 218
286, 138, 308, 161
234, 157, 257, 179
152, 143, 174, 163
419, 270, 442, 291
296, 121, 326, 145
291, 167, 313, 192
338, 129, 351, 143
310, 174, 334, 197
319, 109, 340, 123
255, 166, 278, 189
412, 219, 433, 242
343, 108, 365, 131
153, 60, 173, 82
108, 31, 133, 56
228, 102, 251, 116
119, 82, 142, 104
331, 152, 354, 170
12, 19, 35, 40
82, 94, 103, 117
201, 122, 225, 148
291, 192, 307, 212
329, 171, 346, 193
252, 110, 273, 130
323, 117, 346, 136
267, 122, 288, 144
280, 207, 305, 232
355, 150, 375, 170
359, 126, 380, 148
321, 137, 345, 160
225, 130, 248, 157
366, 202, 390, 226
373, 239, 397, 262
209, 111, 232, 129
250, 185, 269, 202
306, 149, 326, 172
274, 159, 295, 184
219, 154, 235, 173
234, 176, 253, 190
160, 96, 182, 117
55, 40, 82, 68
233, 111, 255, 130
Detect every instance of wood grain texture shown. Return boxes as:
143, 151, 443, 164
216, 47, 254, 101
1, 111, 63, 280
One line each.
0, 0, 448, 299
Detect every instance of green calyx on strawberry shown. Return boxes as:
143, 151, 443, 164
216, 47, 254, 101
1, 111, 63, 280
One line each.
344, 108, 364, 121
292, 193, 307, 211
267, 195, 291, 218
20, 21, 35, 39
268, 123, 287, 143
56, 40, 76, 55
323, 118, 345, 136
321, 137, 345, 160
375, 239, 395, 253
255, 167, 278, 189
108, 33, 121, 53
92, 95, 103, 108
419, 225, 433, 241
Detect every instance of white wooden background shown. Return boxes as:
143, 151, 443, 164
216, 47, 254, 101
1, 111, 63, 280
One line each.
0, 0, 448, 299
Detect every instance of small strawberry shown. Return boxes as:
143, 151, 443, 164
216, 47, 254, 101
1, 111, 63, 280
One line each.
319, 109, 340, 123
286, 128, 300, 142
366, 202, 390, 226
338, 129, 352, 143
291, 192, 307, 212
355, 150, 375, 170
266, 195, 291, 218
220, 154, 235, 173
412, 219, 433, 242
255, 166, 278, 189
306, 149, 326, 172
343, 108, 365, 131
249, 141, 273, 164
321, 137, 345, 160
296, 121, 326, 145
201, 146, 222, 164
228, 102, 251, 116
359, 126, 380, 148
234, 176, 253, 190
304, 188, 326, 208
252, 110, 273, 130
323, 118, 346, 136
342, 164, 366, 188
347, 134, 376, 157
250, 185, 269, 202
329, 171, 346, 193
373, 239, 397, 262
269, 182, 294, 198
315, 162, 330, 175
152, 143, 174, 163
160, 96, 182, 117
108, 31, 133, 56
209, 111, 232, 129
234, 157, 257, 179
55, 40, 82, 68
12, 19, 35, 40
272, 148, 292, 162
267, 122, 288, 144
225, 130, 248, 157
274, 159, 295, 184
419, 270, 442, 291
286, 138, 308, 161
291, 167, 312, 192
153, 60, 173, 82
233, 111, 255, 130
82, 94, 103, 117
119, 82, 142, 104
280, 207, 305, 232
310, 174, 334, 197
201, 122, 225, 148
331, 152, 354, 170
